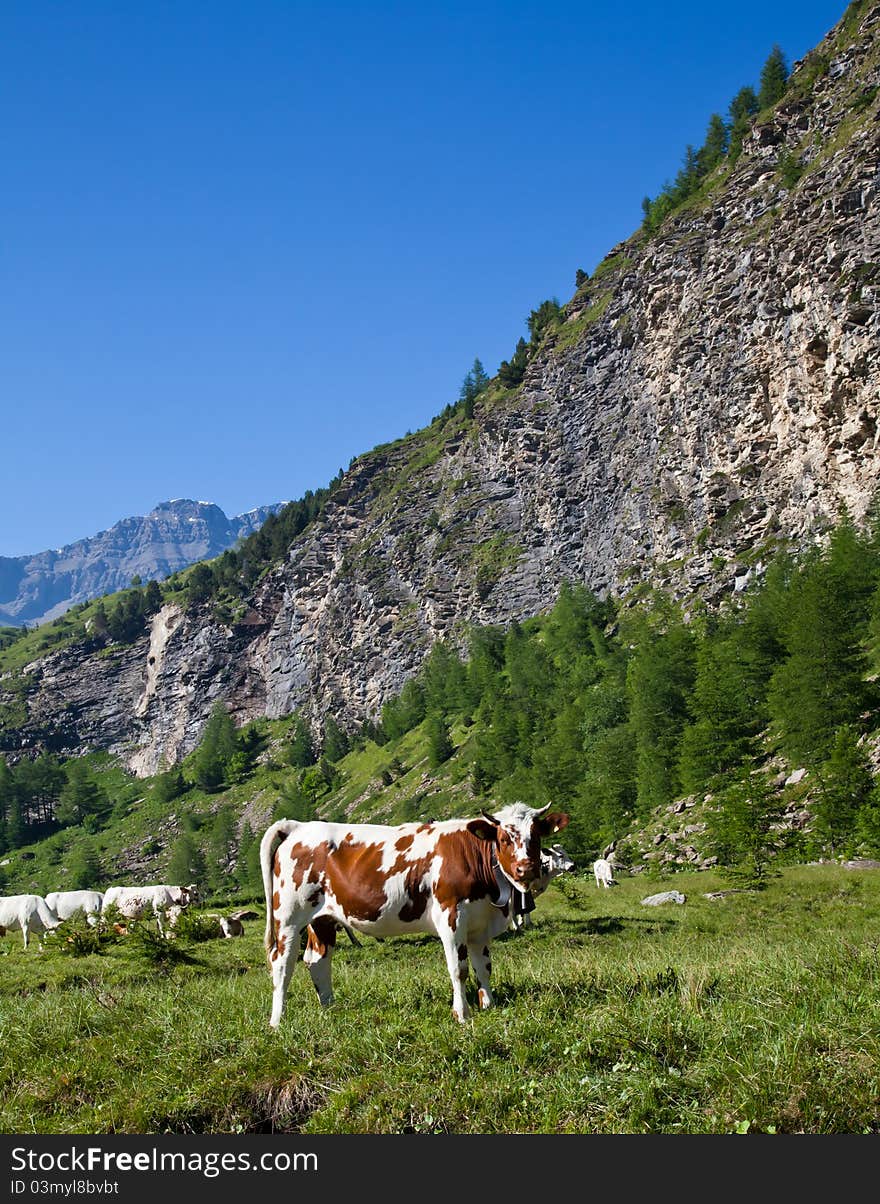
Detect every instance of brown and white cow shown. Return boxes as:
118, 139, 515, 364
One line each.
260, 802, 569, 1027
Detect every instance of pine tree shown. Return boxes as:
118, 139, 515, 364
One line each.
286, 714, 317, 767
459, 358, 489, 419
152, 768, 186, 806
191, 703, 238, 790
498, 338, 529, 388
768, 519, 877, 764
56, 761, 106, 828
697, 113, 729, 175
627, 619, 696, 813
322, 715, 350, 763
426, 710, 454, 768
813, 726, 875, 856
167, 832, 207, 889
758, 45, 789, 110
208, 806, 237, 889
68, 840, 103, 889
527, 299, 562, 343
705, 765, 783, 887
575, 268, 589, 289
728, 85, 759, 162
678, 623, 762, 793
0, 756, 12, 854
144, 579, 163, 615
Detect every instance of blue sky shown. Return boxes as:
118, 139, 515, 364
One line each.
2, 0, 846, 557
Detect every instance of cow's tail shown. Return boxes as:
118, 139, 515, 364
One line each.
260, 819, 300, 960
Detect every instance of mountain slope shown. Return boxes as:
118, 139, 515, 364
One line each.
2, 1, 879, 774
0, 499, 284, 626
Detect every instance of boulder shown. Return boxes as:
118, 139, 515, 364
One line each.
641, 890, 686, 906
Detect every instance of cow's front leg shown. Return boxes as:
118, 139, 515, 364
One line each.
303, 918, 337, 1008
439, 922, 471, 1022
468, 941, 494, 1009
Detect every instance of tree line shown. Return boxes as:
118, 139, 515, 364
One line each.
641, 45, 789, 232
362, 511, 880, 871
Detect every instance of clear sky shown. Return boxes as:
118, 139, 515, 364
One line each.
2, 0, 847, 557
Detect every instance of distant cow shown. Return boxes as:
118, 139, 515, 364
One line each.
511, 844, 577, 932
164, 906, 258, 939
102, 884, 197, 935
261, 802, 569, 1026
45, 890, 104, 924
593, 857, 617, 888
0, 894, 62, 949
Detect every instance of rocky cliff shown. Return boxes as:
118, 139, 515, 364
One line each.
3, 2, 880, 774
0, 499, 284, 626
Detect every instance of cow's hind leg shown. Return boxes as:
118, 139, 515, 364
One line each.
468, 941, 494, 1010
269, 921, 302, 1029
303, 917, 337, 1007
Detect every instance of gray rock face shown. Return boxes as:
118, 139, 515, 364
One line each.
0, 500, 284, 626
3, 5, 880, 774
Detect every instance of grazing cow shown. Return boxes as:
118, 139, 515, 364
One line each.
261, 801, 569, 1027
593, 857, 617, 888
45, 890, 104, 924
0, 894, 62, 949
102, 884, 197, 935
511, 844, 577, 932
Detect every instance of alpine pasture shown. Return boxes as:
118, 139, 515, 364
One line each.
2, 863, 879, 1135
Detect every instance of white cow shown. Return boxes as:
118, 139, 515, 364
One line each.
45, 890, 104, 924
593, 857, 617, 888
0, 894, 62, 949
511, 844, 577, 931
102, 884, 196, 935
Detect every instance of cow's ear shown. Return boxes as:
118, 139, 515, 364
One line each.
467, 818, 499, 842
536, 811, 569, 836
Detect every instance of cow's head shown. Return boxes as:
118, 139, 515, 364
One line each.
468, 802, 569, 887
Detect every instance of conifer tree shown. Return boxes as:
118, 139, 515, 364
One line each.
498, 338, 529, 388
697, 113, 729, 175
427, 710, 454, 768
68, 840, 102, 889
768, 519, 877, 764
813, 726, 875, 856
0, 755, 12, 854
758, 45, 789, 110
168, 832, 207, 890
208, 805, 237, 889
144, 579, 163, 614
322, 715, 350, 763
627, 619, 696, 813
286, 714, 317, 767
728, 85, 759, 162
56, 760, 106, 828
527, 299, 562, 343
191, 703, 238, 790
705, 764, 783, 887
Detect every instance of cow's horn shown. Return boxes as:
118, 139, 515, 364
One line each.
481, 809, 500, 825
533, 803, 552, 815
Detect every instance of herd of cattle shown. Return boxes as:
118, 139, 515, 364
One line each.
2, 801, 620, 1026
0, 883, 256, 948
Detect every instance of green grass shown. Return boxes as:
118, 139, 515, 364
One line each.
2, 864, 879, 1134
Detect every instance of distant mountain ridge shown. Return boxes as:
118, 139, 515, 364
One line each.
0, 499, 285, 627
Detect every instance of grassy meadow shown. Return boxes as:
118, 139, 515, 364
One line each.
2, 863, 880, 1135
